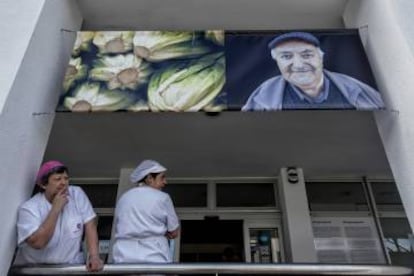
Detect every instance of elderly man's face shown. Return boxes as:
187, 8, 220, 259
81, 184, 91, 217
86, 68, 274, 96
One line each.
273, 40, 323, 92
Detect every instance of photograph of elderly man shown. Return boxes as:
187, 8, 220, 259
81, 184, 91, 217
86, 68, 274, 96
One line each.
241, 31, 385, 110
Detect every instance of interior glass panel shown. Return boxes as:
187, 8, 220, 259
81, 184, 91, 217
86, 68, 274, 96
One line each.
216, 183, 276, 207
371, 182, 405, 211
249, 228, 281, 263
78, 184, 118, 208
380, 218, 414, 267
180, 220, 244, 262
164, 183, 207, 207
306, 182, 369, 211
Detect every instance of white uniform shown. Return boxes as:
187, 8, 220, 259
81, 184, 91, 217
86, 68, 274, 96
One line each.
14, 186, 96, 264
112, 186, 179, 263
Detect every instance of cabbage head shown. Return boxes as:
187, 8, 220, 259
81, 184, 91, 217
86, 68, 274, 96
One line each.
133, 31, 211, 62
148, 53, 225, 111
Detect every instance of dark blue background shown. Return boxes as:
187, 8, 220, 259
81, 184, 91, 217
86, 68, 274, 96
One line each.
224, 30, 378, 110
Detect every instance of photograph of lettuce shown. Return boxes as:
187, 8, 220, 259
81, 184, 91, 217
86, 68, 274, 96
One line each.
58, 31, 226, 112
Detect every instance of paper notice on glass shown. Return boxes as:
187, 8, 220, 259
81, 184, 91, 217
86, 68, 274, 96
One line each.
312, 217, 386, 264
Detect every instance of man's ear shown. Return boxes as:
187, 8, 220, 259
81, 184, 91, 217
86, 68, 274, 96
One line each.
270, 49, 277, 60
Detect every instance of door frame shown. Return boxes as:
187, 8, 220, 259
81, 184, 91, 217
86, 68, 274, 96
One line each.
176, 211, 284, 262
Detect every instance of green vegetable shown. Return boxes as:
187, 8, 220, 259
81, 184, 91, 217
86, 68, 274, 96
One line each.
90, 54, 151, 90
148, 53, 225, 111
133, 31, 211, 62
72, 32, 95, 56
205, 30, 225, 46
64, 83, 135, 112
93, 31, 134, 54
63, 57, 87, 92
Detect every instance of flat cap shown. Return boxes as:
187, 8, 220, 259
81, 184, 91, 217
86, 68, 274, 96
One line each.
268, 32, 320, 49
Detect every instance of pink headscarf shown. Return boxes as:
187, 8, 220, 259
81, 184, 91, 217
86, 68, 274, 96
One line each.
36, 160, 65, 185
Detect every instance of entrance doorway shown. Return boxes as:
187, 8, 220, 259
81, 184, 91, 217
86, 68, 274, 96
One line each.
180, 219, 244, 262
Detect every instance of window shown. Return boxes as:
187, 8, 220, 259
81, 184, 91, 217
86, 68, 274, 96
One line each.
371, 181, 414, 267
371, 182, 405, 211
249, 228, 281, 263
97, 215, 113, 240
306, 182, 369, 211
96, 215, 113, 262
164, 183, 207, 207
216, 183, 276, 207
79, 184, 117, 208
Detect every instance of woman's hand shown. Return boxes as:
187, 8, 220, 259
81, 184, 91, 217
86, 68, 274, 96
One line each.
51, 189, 68, 213
166, 228, 180, 239
87, 255, 104, 272
84, 219, 103, 272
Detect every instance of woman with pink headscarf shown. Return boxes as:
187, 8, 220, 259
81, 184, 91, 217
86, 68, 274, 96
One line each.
14, 160, 103, 272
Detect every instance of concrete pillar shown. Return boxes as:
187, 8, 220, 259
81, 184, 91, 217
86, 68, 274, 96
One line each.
278, 167, 317, 262
0, 1, 82, 273
115, 168, 135, 201
107, 168, 134, 262
343, 0, 414, 232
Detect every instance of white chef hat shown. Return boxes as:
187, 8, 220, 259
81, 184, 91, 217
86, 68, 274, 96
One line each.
130, 160, 167, 184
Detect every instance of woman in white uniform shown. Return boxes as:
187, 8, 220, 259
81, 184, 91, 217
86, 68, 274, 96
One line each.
112, 160, 180, 263
14, 160, 103, 272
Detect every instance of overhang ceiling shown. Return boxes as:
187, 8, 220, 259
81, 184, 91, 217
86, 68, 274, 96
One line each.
44, 111, 391, 179
77, 0, 348, 30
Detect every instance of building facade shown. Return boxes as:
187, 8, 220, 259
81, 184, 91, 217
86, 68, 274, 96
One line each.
1, 0, 414, 274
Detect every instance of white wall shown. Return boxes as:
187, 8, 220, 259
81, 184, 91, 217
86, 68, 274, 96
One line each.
394, 0, 414, 57
0, 0, 44, 114
343, 0, 414, 232
0, 0, 82, 273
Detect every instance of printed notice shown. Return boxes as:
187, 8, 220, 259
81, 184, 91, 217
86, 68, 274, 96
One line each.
312, 217, 385, 264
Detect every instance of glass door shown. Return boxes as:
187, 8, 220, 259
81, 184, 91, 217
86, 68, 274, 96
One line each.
249, 228, 281, 263
243, 218, 284, 263
179, 219, 244, 262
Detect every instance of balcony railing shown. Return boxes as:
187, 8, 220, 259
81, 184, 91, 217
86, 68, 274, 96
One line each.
9, 263, 414, 275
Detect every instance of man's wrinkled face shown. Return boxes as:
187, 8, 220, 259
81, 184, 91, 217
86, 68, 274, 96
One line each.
273, 40, 324, 90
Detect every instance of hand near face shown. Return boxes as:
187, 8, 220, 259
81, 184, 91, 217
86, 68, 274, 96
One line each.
51, 189, 69, 212
43, 172, 70, 207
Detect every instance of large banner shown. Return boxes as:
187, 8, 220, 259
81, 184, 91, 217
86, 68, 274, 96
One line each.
59, 30, 384, 112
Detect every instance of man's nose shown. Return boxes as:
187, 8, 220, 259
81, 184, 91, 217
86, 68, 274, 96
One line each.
291, 55, 304, 67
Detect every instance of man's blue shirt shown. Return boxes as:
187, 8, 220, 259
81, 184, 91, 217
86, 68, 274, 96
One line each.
242, 70, 385, 111
282, 75, 355, 109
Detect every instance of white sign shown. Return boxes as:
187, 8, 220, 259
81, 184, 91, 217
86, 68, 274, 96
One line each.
312, 217, 385, 264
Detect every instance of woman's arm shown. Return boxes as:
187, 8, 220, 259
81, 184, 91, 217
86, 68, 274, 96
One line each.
25, 190, 68, 249
164, 195, 180, 240
84, 218, 103, 272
